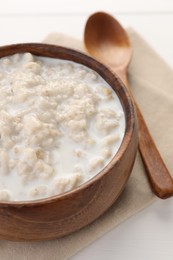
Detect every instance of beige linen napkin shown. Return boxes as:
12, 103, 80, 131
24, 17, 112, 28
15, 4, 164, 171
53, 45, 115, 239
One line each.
1, 29, 173, 260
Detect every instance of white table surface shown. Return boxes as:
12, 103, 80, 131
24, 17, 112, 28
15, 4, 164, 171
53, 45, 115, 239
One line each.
1, 1, 173, 259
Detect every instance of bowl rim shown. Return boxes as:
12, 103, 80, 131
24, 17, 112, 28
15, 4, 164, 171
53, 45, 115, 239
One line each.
0, 43, 136, 207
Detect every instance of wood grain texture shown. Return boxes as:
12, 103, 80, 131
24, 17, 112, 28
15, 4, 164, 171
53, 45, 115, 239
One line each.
84, 11, 173, 199
0, 43, 138, 241
136, 106, 173, 199
122, 71, 173, 199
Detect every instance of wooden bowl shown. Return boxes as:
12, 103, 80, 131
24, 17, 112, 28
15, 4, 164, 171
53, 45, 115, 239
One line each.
0, 43, 138, 241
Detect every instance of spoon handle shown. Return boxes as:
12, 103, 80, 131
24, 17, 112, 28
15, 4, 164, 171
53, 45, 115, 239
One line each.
135, 101, 173, 199
120, 70, 173, 199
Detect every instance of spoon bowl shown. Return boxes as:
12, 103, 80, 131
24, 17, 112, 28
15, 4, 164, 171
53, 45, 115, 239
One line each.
84, 12, 132, 72
84, 11, 173, 199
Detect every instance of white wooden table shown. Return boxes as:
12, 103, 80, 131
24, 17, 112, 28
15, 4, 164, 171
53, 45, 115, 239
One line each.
1, 1, 173, 259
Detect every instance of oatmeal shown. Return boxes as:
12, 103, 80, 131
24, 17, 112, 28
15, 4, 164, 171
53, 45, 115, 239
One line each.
0, 53, 125, 201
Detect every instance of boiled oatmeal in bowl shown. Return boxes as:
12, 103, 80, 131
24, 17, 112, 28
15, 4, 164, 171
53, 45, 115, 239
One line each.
0, 43, 137, 241
0, 52, 125, 201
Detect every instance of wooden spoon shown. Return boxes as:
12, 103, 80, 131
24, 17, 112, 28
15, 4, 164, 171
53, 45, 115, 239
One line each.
84, 11, 173, 199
